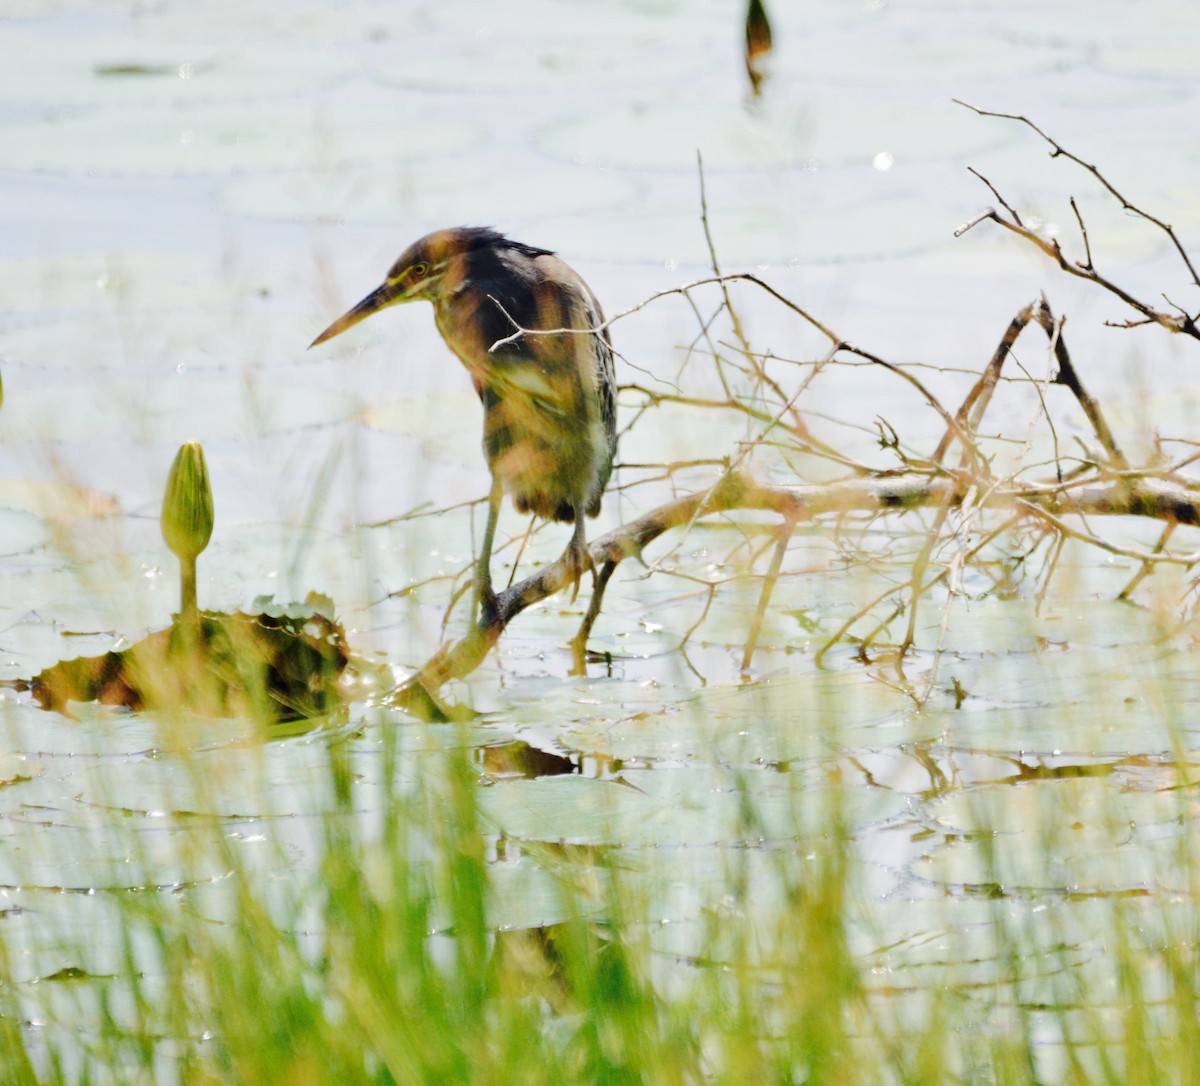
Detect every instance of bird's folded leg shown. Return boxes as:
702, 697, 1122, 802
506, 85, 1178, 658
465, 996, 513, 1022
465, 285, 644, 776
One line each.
476, 479, 503, 627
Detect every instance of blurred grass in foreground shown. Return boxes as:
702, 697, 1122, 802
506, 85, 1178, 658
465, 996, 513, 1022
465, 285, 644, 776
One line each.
1, 679, 1199, 1086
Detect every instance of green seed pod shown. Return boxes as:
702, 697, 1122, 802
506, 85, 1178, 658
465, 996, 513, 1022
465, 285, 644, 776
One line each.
161, 441, 214, 562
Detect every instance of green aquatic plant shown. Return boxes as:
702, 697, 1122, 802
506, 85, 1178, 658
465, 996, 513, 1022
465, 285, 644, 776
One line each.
160, 440, 214, 619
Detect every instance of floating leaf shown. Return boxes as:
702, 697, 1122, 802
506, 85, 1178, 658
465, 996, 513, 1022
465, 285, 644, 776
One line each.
534, 189, 978, 266
1, 376, 358, 442
0, 253, 272, 315
0, 100, 482, 176
916, 778, 1199, 893
480, 764, 904, 849
0, 34, 354, 108
537, 95, 1008, 174
216, 159, 640, 226
28, 609, 349, 723
0, 507, 47, 557
373, 36, 706, 94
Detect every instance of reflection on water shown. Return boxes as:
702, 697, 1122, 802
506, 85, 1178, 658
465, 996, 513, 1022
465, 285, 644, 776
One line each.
479, 739, 578, 780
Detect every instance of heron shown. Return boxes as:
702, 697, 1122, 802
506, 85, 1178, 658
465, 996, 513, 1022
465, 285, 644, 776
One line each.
310, 226, 616, 625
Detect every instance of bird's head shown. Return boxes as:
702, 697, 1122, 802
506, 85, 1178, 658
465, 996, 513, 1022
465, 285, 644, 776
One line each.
309, 227, 502, 348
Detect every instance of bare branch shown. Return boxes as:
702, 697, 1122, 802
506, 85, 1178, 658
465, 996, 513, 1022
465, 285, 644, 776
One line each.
1117, 522, 1176, 601
1034, 299, 1128, 470
965, 166, 1024, 226
955, 101, 1200, 341
386, 471, 1200, 715
954, 207, 995, 238
955, 99, 1200, 289
933, 300, 1037, 466
1069, 196, 1093, 271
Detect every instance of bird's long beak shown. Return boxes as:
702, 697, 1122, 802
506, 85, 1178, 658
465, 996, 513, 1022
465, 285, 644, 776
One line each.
309, 281, 404, 348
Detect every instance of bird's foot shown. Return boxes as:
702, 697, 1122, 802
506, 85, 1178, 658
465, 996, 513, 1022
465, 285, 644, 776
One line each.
563, 536, 596, 604
476, 577, 500, 628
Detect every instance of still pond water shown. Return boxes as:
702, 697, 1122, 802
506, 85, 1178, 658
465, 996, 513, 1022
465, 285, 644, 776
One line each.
2, 0, 1200, 1078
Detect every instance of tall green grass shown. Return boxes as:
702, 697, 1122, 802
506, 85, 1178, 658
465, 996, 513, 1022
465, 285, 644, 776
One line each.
3, 681, 1200, 1085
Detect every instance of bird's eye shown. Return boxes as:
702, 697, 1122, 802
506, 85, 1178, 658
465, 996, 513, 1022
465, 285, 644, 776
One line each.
410, 262, 429, 278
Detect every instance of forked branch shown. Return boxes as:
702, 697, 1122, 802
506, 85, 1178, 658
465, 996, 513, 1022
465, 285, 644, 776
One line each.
954, 100, 1200, 341
388, 470, 1200, 716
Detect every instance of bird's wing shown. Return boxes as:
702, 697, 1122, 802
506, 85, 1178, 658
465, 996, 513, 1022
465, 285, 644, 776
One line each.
583, 294, 617, 458
486, 361, 574, 421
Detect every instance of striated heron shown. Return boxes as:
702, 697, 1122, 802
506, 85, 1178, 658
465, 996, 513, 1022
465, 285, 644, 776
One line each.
310, 227, 616, 624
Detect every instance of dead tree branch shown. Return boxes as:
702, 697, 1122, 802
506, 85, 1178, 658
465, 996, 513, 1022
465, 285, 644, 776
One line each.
954, 100, 1200, 341
388, 470, 1200, 717
381, 129, 1200, 719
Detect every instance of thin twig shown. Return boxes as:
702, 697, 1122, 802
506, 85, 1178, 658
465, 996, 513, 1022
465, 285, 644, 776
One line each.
955, 99, 1200, 288
955, 102, 1200, 340
1070, 196, 1093, 271
933, 301, 1037, 465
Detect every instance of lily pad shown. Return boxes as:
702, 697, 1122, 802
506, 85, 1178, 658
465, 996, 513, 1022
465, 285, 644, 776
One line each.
1033, 600, 1174, 649
537, 95, 1010, 174
0, 507, 47, 556
480, 764, 904, 849
1098, 40, 1200, 80
929, 776, 1191, 840
0, 34, 353, 108
536, 188, 968, 266
0, 253, 270, 315
972, 0, 1133, 44
915, 777, 1199, 893
426, 0, 872, 40
909, 597, 1041, 656
941, 644, 1200, 745
917, 702, 1182, 759
790, 26, 1080, 85
2, 306, 311, 374
0, 100, 482, 176
26, 606, 348, 722
374, 35, 707, 94
216, 159, 642, 225
0, 816, 238, 893
559, 670, 911, 763
135, 0, 426, 45
910, 596, 1170, 658
2, 375, 357, 442
913, 828, 1188, 896
0, 696, 193, 757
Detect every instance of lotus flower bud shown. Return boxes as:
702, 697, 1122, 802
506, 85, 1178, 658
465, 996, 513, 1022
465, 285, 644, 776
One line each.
161, 441, 214, 562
